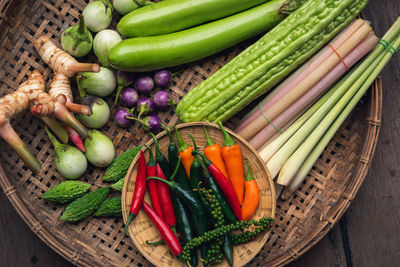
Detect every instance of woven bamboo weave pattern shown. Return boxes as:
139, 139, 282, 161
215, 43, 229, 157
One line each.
0, 0, 382, 266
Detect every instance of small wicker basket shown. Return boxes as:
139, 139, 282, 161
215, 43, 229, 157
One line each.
122, 122, 276, 267
0, 0, 382, 266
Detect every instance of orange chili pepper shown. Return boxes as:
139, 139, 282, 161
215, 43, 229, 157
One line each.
203, 126, 229, 179
174, 126, 193, 178
218, 121, 245, 206
241, 159, 259, 221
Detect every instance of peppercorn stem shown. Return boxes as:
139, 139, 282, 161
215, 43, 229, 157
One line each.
146, 239, 165, 246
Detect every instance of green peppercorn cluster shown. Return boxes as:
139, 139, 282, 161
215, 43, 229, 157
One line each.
232, 217, 274, 245
201, 189, 225, 266
181, 216, 274, 263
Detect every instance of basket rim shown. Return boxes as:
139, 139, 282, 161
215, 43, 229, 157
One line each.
0, 78, 382, 267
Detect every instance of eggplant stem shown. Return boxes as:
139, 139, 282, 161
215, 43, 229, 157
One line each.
0, 123, 41, 174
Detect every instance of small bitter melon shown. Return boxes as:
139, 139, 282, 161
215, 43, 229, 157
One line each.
60, 187, 110, 222
95, 196, 122, 217
42, 181, 91, 204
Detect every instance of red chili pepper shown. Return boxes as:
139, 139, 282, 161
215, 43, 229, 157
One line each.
143, 202, 182, 256
156, 164, 176, 229
144, 144, 164, 220
124, 150, 147, 235
193, 151, 242, 221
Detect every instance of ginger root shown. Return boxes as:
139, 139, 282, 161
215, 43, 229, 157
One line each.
34, 36, 100, 77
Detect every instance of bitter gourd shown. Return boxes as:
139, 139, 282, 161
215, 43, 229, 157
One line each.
110, 178, 125, 192
177, 0, 369, 123
60, 187, 110, 222
102, 146, 142, 182
95, 196, 122, 217
42, 181, 91, 204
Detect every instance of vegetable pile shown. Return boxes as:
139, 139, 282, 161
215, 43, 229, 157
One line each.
176, 0, 369, 123
124, 125, 267, 266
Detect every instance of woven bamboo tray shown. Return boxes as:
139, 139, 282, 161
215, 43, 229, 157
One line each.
0, 0, 383, 266
122, 122, 276, 267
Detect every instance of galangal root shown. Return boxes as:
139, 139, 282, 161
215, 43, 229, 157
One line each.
34, 36, 97, 115
0, 71, 46, 173
33, 36, 99, 77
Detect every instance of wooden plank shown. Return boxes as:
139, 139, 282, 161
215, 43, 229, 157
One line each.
0, 192, 71, 267
342, 1, 400, 266
288, 224, 347, 267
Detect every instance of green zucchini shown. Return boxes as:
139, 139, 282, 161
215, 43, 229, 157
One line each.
117, 0, 271, 37
176, 0, 369, 123
109, 0, 307, 72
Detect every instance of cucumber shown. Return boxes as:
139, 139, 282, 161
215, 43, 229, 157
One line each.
109, 0, 306, 72
177, 0, 369, 123
60, 187, 110, 222
95, 196, 122, 217
117, 0, 271, 37
42, 181, 91, 204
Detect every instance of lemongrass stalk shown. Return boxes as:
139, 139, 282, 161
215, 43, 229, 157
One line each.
41, 117, 69, 144
0, 123, 41, 174
237, 19, 365, 131
274, 18, 400, 185
274, 183, 284, 199
281, 25, 400, 192
258, 77, 346, 164
250, 33, 378, 150
238, 23, 372, 140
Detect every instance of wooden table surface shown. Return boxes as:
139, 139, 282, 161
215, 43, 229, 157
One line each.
1, 1, 399, 266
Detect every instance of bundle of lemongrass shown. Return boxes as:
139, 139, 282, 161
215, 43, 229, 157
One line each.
237, 19, 377, 149
245, 17, 399, 199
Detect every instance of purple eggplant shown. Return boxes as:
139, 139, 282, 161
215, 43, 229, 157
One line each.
154, 70, 171, 88
136, 98, 154, 117
120, 87, 139, 108
135, 76, 154, 94
127, 114, 161, 133
115, 70, 134, 104
153, 90, 176, 110
115, 108, 133, 128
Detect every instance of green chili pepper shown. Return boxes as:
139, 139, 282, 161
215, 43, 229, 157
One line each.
161, 124, 191, 189
147, 175, 209, 261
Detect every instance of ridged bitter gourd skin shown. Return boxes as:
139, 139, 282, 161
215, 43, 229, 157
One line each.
95, 196, 122, 217
60, 187, 110, 222
102, 146, 142, 182
110, 178, 125, 192
176, 0, 369, 123
41, 181, 91, 204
